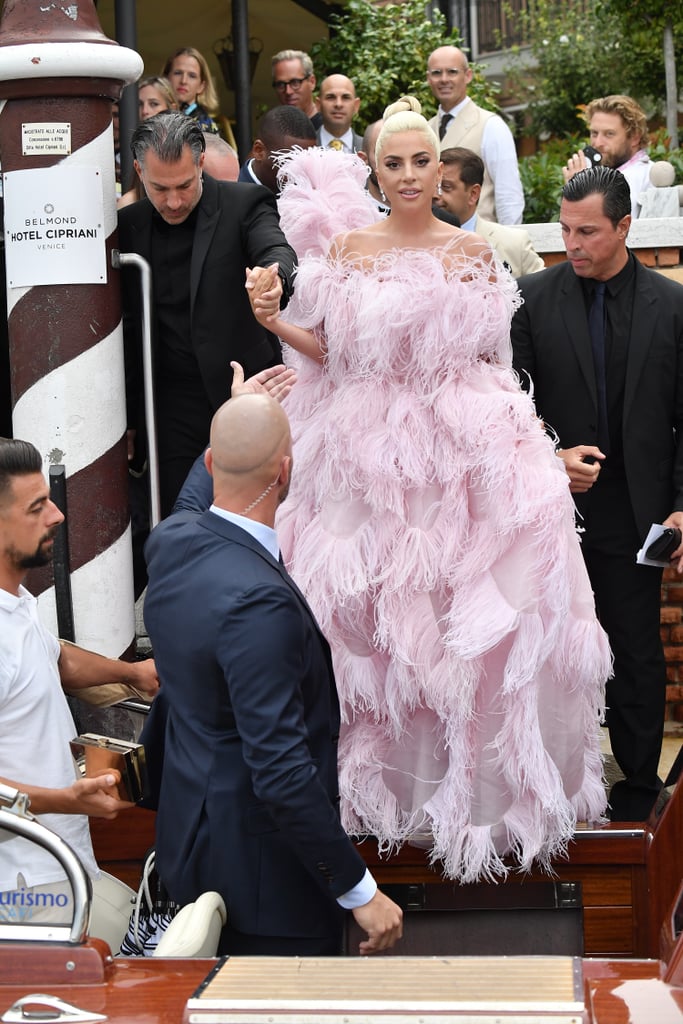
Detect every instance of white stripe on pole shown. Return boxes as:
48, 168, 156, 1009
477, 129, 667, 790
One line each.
37, 525, 135, 656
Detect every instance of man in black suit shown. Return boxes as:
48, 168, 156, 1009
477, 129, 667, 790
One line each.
511, 166, 683, 821
119, 112, 296, 518
237, 106, 316, 194
141, 393, 403, 956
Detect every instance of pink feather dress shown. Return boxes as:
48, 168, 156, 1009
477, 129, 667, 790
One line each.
275, 147, 610, 882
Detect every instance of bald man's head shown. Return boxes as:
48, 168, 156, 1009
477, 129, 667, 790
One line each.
203, 134, 239, 182
319, 74, 360, 137
207, 395, 292, 520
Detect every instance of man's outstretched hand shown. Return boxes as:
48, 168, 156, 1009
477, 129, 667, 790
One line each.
230, 360, 297, 402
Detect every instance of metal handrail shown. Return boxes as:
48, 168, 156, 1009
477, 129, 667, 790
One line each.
112, 249, 161, 528
0, 783, 91, 945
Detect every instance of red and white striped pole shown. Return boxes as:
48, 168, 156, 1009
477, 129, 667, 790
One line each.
0, 1, 142, 656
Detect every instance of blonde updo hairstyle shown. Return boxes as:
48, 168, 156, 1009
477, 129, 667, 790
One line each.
375, 95, 438, 165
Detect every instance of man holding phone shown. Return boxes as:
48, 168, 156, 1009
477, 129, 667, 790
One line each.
512, 167, 683, 822
563, 94, 654, 218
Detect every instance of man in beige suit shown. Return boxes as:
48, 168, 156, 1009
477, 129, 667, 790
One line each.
427, 46, 524, 225
436, 147, 543, 277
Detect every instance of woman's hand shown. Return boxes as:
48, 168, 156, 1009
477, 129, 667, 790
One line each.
245, 263, 282, 325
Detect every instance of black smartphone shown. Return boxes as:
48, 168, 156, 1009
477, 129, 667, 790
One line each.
645, 528, 682, 561
583, 145, 602, 167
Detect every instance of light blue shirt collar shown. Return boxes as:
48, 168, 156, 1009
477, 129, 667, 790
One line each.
209, 504, 280, 561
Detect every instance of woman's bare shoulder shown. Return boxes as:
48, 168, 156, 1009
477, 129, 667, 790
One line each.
443, 226, 492, 256
329, 224, 389, 262
440, 227, 493, 268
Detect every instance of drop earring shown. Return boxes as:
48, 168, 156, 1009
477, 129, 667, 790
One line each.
437, 181, 442, 196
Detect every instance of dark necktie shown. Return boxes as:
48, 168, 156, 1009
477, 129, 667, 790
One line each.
588, 281, 610, 454
438, 113, 453, 141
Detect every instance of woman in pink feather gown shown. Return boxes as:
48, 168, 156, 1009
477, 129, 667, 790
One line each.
248, 97, 610, 882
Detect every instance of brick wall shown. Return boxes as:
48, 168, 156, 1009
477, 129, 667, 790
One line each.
662, 570, 683, 724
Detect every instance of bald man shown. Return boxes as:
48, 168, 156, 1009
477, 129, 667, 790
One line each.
141, 394, 402, 957
426, 45, 524, 224
202, 133, 239, 182
316, 74, 362, 153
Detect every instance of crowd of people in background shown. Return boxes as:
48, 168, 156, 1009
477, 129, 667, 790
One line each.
110, 41, 661, 225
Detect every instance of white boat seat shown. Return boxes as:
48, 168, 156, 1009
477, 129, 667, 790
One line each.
90, 871, 136, 953
152, 891, 227, 958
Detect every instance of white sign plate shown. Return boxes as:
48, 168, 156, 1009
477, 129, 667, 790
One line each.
3, 165, 106, 287
22, 121, 72, 156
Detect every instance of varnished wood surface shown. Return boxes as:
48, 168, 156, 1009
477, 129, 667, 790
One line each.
0, 954, 210, 1024
0, 952, 681, 1023
90, 806, 156, 889
584, 959, 683, 1023
0, 939, 110, 985
90, 778, 683, 959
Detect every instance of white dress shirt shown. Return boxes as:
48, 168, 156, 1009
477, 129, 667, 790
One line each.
618, 150, 655, 219
438, 97, 525, 224
318, 126, 355, 154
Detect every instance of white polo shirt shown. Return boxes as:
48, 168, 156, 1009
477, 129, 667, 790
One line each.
0, 585, 98, 888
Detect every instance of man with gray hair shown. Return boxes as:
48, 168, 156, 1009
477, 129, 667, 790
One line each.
271, 48, 322, 130
118, 112, 296, 519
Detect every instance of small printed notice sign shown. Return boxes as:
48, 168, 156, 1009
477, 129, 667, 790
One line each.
3, 164, 106, 287
22, 122, 72, 156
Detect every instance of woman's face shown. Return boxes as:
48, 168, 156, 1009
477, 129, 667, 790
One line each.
168, 55, 205, 107
376, 130, 441, 209
139, 84, 172, 120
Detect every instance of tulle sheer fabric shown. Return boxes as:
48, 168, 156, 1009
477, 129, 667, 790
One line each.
275, 148, 610, 882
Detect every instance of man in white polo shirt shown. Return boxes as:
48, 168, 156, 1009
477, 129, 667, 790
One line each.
0, 437, 158, 924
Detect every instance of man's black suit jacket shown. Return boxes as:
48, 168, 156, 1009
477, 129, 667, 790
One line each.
511, 257, 683, 539
118, 173, 296, 425
141, 507, 367, 939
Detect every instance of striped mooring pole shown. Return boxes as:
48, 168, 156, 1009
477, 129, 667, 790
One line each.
0, 0, 142, 656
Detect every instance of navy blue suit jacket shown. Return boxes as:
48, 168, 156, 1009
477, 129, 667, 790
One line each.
141, 496, 366, 939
